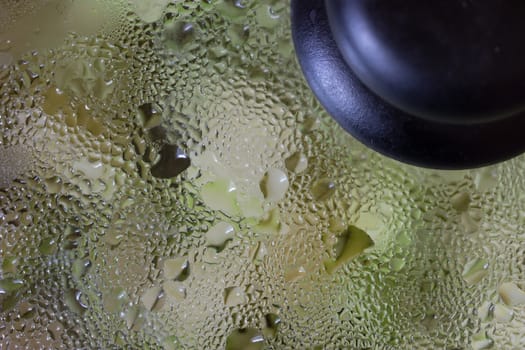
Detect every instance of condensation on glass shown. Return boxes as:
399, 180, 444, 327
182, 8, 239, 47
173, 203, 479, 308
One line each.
0, 1, 524, 349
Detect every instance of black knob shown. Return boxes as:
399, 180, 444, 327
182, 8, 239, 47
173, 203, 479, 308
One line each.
291, 0, 525, 169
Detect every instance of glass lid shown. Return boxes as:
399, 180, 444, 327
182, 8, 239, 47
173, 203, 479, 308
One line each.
0, 1, 524, 349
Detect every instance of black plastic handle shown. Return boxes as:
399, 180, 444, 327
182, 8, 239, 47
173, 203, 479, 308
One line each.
291, 0, 525, 169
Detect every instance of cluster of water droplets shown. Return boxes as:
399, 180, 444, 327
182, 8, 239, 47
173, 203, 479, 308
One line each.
1, 0, 524, 349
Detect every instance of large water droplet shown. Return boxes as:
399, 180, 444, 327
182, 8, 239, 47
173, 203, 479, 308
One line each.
285, 152, 308, 173
324, 225, 374, 274
471, 331, 494, 350
311, 178, 336, 201
498, 282, 525, 306
201, 179, 239, 215
260, 168, 289, 202
163, 280, 186, 301
64, 289, 88, 314
462, 258, 489, 285
224, 286, 246, 307
205, 222, 235, 251
163, 257, 190, 281
493, 303, 513, 323
263, 313, 281, 338
141, 286, 165, 312
150, 144, 191, 179
0, 278, 24, 295
226, 328, 265, 350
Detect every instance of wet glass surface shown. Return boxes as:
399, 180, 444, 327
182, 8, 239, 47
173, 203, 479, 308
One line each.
0, 1, 524, 349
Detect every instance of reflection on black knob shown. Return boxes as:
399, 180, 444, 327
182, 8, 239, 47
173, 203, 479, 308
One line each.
291, 0, 525, 169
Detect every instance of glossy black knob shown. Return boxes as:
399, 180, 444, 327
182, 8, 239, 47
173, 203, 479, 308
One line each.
291, 0, 525, 169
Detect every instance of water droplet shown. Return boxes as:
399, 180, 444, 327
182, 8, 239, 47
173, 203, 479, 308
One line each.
224, 286, 246, 307
42, 87, 69, 115
103, 287, 128, 314
18, 301, 35, 319
254, 208, 281, 235
284, 265, 306, 283
474, 168, 498, 192
164, 20, 197, 52
151, 145, 191, 179
39, 237, 57, 255
72, 258, 91, 280
263, 313, 281, 338
104, 228, 125, 247
45, 176, 63, 194
471, 331, 494, 350
390, 258, 406, 272
205, 222, 235, 251
260, 168, 289, 202
131, 0, 170, 23
201, 179, 239, 215
324, 225, 374, 274
460, 212, 479, 233
255, 5, 280, 29
124, 305, 147, 331
493, 303, 513, 323
64, 289, 88, 314
141, 286, 165, 312
114, 331, 127, 346
355, 212, 383, 232
47, 321, 64, 341
163, 257, 190, 281
0, 278, 24, 295
1, 256, 18, 274
163, 280, 186, 301
226, 328, 265, 350
216, 0, 248, 20
462, 258, 489, 285
450, 191, 470, 212
285, 152, 308, 173
202, 248, 221, 264
311, 178, 336, 201
477, 301, 494, 322
498, 282, 525, 306
250, 241, 268, 263
238, 195, 264, 218
163, 335, 181, 350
